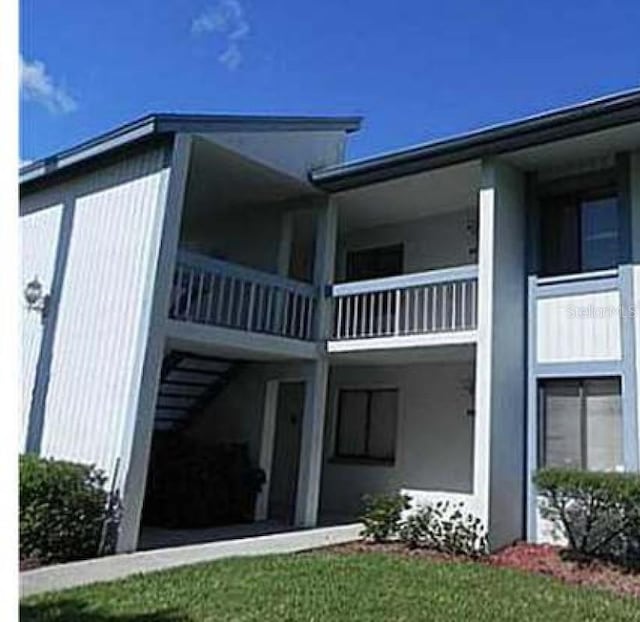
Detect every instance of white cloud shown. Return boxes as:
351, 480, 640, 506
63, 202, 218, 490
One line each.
192, 0, 250, 71
20, 55, 77, 114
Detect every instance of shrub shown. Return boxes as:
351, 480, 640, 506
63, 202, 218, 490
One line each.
399, 501, 487, 557
360, 493, 411, 543
142, 436, 265, 528
534, 468, 640, 565
20, 454, 117, 564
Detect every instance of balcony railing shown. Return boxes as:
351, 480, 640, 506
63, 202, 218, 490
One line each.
331, 265, 478, 340
170, 251, 317, 341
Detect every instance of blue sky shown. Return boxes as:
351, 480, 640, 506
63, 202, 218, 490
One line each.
20, 0, 640, 164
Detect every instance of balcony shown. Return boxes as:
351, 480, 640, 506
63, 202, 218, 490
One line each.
328, 265, 478, 353
166, 251, 319, 359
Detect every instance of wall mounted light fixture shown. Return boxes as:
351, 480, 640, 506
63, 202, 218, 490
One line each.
24, 276, 50, 318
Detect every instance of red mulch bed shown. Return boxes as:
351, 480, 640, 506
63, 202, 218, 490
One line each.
325, 540, 640, 598
486, 542, 640, 599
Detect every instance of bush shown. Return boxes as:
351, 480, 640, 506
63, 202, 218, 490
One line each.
20, 454, 117, 565
142, 436, 265, 528
360, 493, 411, 543
534, 468, 640, 565
399, 501, 487, 557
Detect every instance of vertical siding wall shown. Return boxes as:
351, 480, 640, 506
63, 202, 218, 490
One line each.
22, 148, 170, 487
20, 205, 64, 449
536, 291, 622, 362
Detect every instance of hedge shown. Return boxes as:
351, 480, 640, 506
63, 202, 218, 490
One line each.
20, 454, 118, 565
534, 467, 640, 565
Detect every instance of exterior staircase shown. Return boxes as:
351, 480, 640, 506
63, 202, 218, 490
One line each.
154, 351, 240, 431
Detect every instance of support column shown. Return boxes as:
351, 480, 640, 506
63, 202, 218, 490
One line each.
474, 159, 527, 549
295, 359, 329, 526
629, 151, 640, 469
293, 196, 337, 526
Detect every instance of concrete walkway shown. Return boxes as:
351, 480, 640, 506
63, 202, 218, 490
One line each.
20, 523, 362, 598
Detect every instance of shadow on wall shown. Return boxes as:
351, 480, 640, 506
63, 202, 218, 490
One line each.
20, 600, 191, 622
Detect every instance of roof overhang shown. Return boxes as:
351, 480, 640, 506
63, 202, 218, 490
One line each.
311, 88, 640, 192
19, 113, 363, 188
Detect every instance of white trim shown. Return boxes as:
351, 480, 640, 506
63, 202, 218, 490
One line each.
254, 380, 280, 521
332, 264, 478, 297
327, 330, 477, 353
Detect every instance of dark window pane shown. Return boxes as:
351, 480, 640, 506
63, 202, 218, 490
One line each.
346, 245, 403, 281
540, 199, 580, 276
585, 378, 623, 471
335, 389, 398, 463
336, 391, 368, 457
368, 390, 398, 460
542, 381, 582, 469
581, 197, 619, 271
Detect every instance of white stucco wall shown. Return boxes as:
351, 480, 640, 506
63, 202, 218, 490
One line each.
319, 360, 476, 519
181, 204, 287, 274
336, 208, 476, 280
19, 204, 64, 450
20, 147, 171, 490
207, 130, 348, 182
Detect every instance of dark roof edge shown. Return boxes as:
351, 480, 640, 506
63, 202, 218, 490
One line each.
19, 113, 363, 186
311, 88, 640, 191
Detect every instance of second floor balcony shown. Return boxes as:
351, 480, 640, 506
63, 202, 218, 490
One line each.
167, 250, 319, 358
328, 264, 478, 352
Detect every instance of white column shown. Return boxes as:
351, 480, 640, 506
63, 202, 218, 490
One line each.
474, 159, 527, 549
293, 197, 337, 526
295, 359, 329, 526
254, 380, 280, 521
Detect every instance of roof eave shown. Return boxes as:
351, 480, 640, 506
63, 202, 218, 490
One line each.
311, 89, 640, 192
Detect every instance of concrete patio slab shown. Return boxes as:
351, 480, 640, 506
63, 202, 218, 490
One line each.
20, 522, 362, 598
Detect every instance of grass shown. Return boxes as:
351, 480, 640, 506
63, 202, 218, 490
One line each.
21, 551, 640, 622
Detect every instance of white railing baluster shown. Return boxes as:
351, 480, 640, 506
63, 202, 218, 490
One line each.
461, 281, 467, 330
451, 281, 457, 330
336, 297, 343, 339
205, 273, 215, 323
195, 271, 205, 320
185, 268, 195, 320
247, 282, 257, 331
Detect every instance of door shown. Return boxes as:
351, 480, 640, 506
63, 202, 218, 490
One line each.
268, 382, 305, 524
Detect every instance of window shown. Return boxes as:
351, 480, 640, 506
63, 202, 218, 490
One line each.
539, 192, 620, 276
345, 244, 403, 281
335, 389, 398, 463
539, 378, 623, 472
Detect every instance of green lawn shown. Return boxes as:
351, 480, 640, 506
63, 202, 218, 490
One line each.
21, 551, 640, 622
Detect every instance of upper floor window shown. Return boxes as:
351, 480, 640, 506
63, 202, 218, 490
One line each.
540, 192, 620, 277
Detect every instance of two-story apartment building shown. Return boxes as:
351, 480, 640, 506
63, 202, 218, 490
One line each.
20, 89, 640, 552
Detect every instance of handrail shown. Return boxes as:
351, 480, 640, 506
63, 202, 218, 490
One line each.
331, 264, 478, 340
177, 250, 317, 297
171, 250, 318, 341
332, 264, 478, 297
